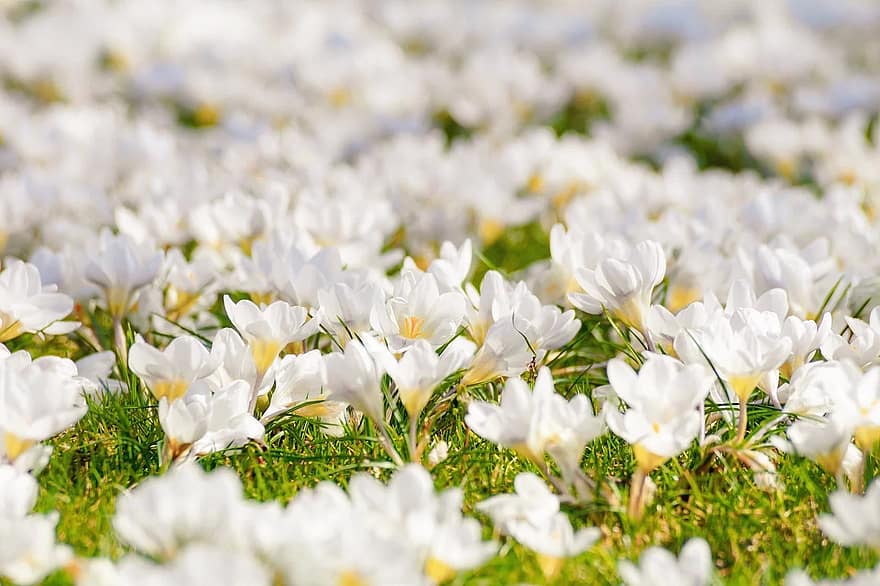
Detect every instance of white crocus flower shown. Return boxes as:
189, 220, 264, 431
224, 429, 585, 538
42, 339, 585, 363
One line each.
223, 295, 320, 380
371, 271, 466, 351
460, 319, 533, 386
158, 395, 209, 462
323, 339, 385, 426
128, 335, 218, 403
819, 478, 880, 551
0, 465, 72, 585
189, 381, 264, 457
830, 365, 880, 451
821, 307, 880, 368
507, 512, 600, 580
606, 355, 713, 473
0, 360, 87, 464
112, 463, 246, 559
618, 538, 713, 586
477, 472, 561, 533
0, 513, 72, 585
467, 367, 605, 481
317, 279, 385, 346
370, 337, 474, 420
786, 416, 854, 479
0, 260, 75, 342
675, 305, 791, 438
569, 240, 666, 337
207, 329, 258, 391
85, 230, 163, 320
263, 350, 342, 427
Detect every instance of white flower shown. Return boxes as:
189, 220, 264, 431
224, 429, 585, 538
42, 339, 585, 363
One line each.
0, 463, 71, 584
85, 230, 162, 319
618, 538, 713, 586
324, 339, 385, 424
158, 395, 209, 461
606, 355, 713, 472
819, 478, 880, 550
466, 367, 605, 478
0, 260, 74, 341
370, 337, 474, 418
128, 335, 218, 402
507, 512, 600, 565
675, 304, 791, 405
460, 319, 533, 386
0, 359, 87, 463
190, 381, 264, 456
477, 472, 561, 533
821, 308, 880, 368
263, 350, 342, 427
112, 463, 246, 559
318, 279, 385, 345
569, 240, 666, 334
223, 295, 320, 377
786, 416, 853, 476
371, 271, 466, 351
0, 513, 72, 585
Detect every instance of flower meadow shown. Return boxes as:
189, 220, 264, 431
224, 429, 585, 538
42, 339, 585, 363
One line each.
3, 0, 880, 584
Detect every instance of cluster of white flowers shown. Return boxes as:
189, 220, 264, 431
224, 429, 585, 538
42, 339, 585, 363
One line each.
1, 0, 880, 584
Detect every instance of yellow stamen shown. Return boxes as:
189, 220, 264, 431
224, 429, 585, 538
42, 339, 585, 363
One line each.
250, 291, 274, 307
0, 315, 23, 342
401, 315, 425, 339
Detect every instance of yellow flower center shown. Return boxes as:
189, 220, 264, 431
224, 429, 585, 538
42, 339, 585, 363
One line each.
633, 443, 668, 473
328, 87, 352, 108
401, 315, 426, 339
0, 314, 23, 342
478, 218, 505, 246
855, 426, 880, 453
536, 554, 564, 580
193, 103, 220, 127
666, 284, 701, 313
3, 432, 34, 462
337, 570, 367, 586
152, 379, 189, 403
165, 287, 201, 321
425, 557, 456, 584
727, 374, 762, 403
251, 339, 282, 376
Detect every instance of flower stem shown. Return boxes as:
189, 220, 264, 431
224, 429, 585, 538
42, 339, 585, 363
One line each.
735, 400, 749, 443
377, 422, 404, 467
113, 317, 128, 370
628, 468, 648, 521
408, 415, 419, 463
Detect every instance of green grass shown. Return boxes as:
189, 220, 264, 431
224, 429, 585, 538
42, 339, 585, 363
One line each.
26, 344, 879, 586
